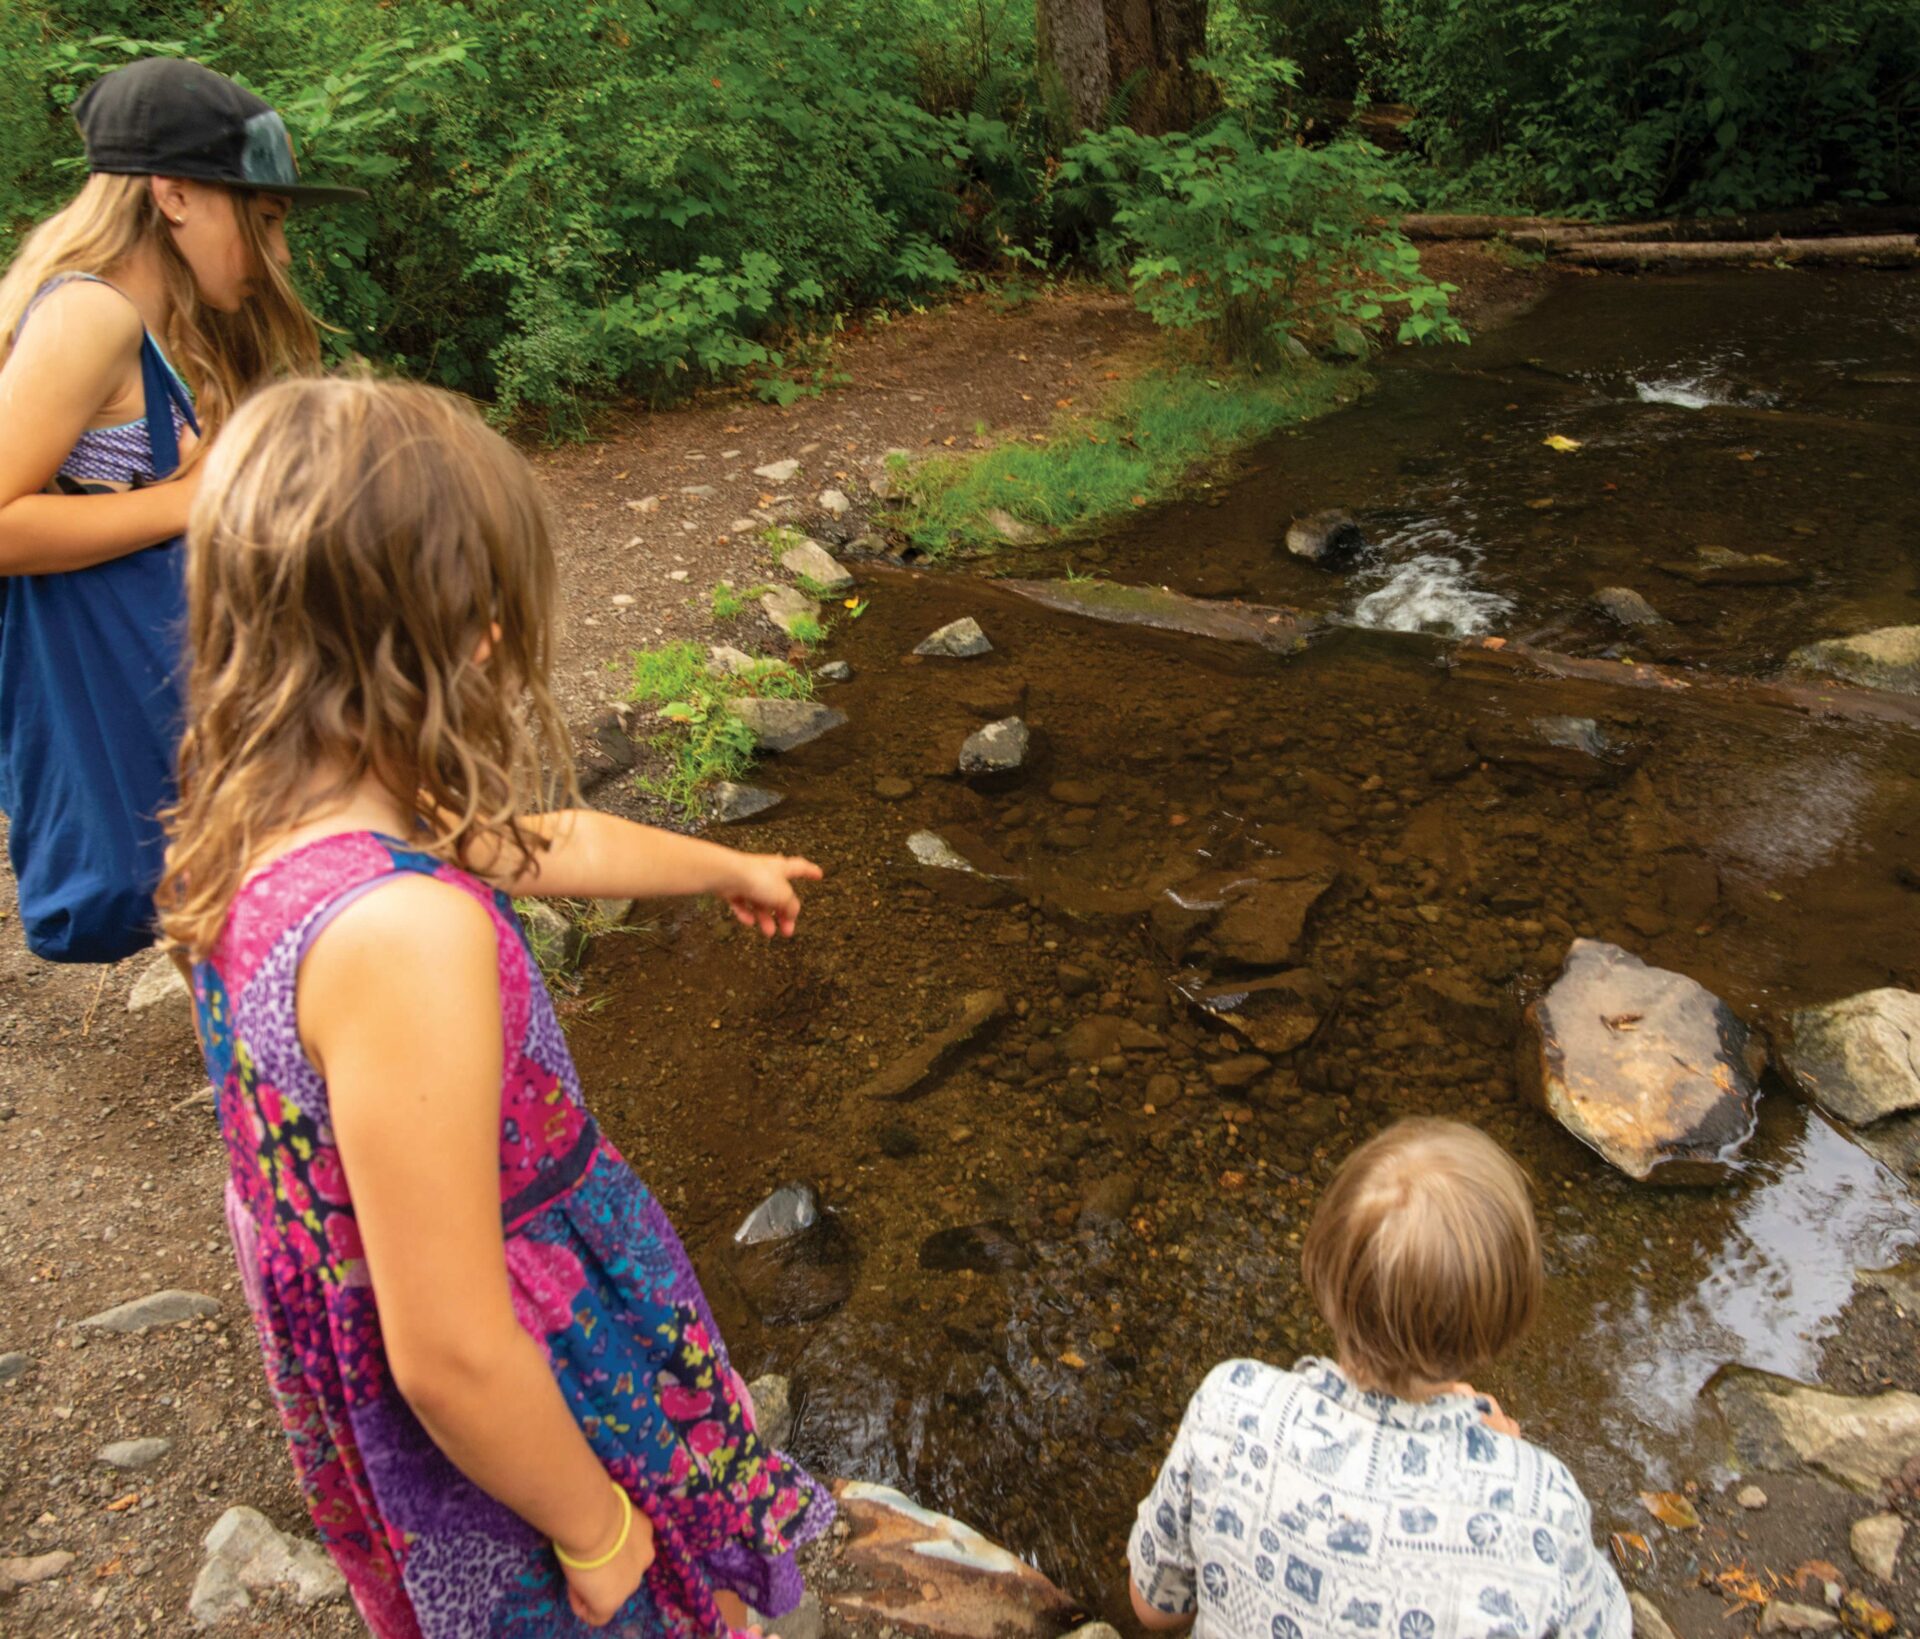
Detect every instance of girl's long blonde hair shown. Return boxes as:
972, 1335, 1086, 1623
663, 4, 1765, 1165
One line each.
159, 376, 576, 959
0, 172, 320, 438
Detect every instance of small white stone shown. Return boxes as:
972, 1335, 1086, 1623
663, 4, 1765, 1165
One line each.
1851, 1511, 1906, 1583
722, 449, 744, 459
99, 1437, 173, 1470
1736, 1484, 1769, 1510
667, 570, 690, 583
128, 953, 190, 1014
626, 496, 660, 513
754, 458, 801, 483
729, 517, 759, 533
610, 593, 635, 608
817, 488, 851, 517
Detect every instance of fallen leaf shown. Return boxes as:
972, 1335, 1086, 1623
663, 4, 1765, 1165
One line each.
1608, 1531, 1652, 1572
1841, 1592, 1896, 1636
1790, 1560, 1844, 1597
1737, 449, 1759, 461
1526, 497, 1556, 510
1220, 1170, 1247, 1190
1130, 494, 1147, 506
1638, 1490, 1701, 1530
104, 1492, 140, 1512
1058, 1350, 1088, 1370
1543, 434, 1583, 452
1055, 397, 1073, 408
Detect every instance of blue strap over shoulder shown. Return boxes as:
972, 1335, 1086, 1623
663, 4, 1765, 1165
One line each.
0, 289, 201, 963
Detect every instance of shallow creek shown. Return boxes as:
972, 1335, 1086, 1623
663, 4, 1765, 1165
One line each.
569, 270, 1920, 1617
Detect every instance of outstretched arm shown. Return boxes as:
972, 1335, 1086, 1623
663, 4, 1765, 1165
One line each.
498, 808, 822, 937
304, 873, 654, 1625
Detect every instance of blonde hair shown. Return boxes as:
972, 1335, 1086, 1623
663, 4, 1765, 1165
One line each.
0, 172, 321, 441
1301, 1118, 1541, 1397
159, 375, 575, 958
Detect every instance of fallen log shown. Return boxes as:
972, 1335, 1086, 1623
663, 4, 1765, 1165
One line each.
1402, 213, 1586, 240
1448, 637, 1920, 731
1551, 234, 1920, 269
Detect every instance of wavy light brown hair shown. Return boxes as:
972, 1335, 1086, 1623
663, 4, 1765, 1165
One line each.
1302, 1117, 1542, 1397
0, 172, 321, 442
159, 375, 574, 958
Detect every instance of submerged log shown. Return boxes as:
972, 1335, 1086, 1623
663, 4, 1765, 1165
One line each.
1401, 213, 1586, 240
1551, 234, 1920, 269
1448, 637, 1920, 731
1405, 205, 1920, 246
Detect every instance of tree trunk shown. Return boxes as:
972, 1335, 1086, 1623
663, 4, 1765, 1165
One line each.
1038, 0, 1215, 135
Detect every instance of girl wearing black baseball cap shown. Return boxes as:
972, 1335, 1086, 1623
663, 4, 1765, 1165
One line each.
0, 58, 365, 963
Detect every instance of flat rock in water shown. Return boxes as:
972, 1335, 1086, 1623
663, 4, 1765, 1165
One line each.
1593, 586, 1667, 628
1003, 579, 1316, 652
1284, 509, 1367, 569
1470, 714, 1633, 785
708, 782, 785, 824
915, 617, 993, 658
128, 952, 190, 1013
189, 1506, 345, 1627
779, 538, 854, 594
1520, 939, 1760, 1183
857, 990, 1007, 1101
1179, 970, 1332, 1055
1781, 988, 1920, 1127
728, 1185, 855, 1325
79, 1289, 220, 1333
958, 717, 1029, 776
816, 660, 853, 683
732, 698, 847, 753
918, 1220, 1028, 1273
823, 1480, 1079, 1639
1207, 874, 1336, 968
1658, 545, 1806, 586
1709, 1367, 1920, 1495
1788, 625, 1920, 695
761, 585, 821, 636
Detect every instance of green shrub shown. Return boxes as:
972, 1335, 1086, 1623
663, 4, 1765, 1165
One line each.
1062, 121, 1462, 361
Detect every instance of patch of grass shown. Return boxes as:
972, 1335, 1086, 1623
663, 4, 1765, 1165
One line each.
709, 580, 775, 622
1481, 236, 1549, 270
900, 360, 1360, 559
787, 613, 828, 646
626, 640, 812, 817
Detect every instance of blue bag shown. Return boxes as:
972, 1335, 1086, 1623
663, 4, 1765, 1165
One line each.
0, 332, 199, 962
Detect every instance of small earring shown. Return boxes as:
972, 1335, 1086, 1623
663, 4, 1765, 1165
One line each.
170, 217, 184, 226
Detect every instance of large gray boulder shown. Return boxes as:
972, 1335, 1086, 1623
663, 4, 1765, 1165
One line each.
1520, 940, 1761, 1183
1788, 625, 1920, 695
958, 717, 1029, 776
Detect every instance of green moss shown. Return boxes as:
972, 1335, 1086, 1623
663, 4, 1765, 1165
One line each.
899, 360, 1360, 559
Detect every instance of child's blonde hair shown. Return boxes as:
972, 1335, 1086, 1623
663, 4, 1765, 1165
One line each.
0, 172, 320, 441
159, 375, 574, 958
1301, 1118, 1541, 1397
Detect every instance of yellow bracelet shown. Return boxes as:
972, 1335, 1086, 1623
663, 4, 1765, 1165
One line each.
554, 1482, 633, 1573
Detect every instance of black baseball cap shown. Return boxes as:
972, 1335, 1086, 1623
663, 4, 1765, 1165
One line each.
73, 58, 368, 206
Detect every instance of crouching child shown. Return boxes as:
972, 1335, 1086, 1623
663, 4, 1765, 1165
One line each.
1127, 1117, 1629, 1639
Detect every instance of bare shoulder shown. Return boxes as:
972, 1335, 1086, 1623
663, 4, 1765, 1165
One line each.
15, 277, 144, 354
303, 871, 499, 995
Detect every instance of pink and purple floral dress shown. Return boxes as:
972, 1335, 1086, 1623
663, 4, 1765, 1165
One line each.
194, 831, 828, 1638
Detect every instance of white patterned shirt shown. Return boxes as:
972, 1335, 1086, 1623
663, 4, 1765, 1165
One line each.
1129, 1358, 1630, 1639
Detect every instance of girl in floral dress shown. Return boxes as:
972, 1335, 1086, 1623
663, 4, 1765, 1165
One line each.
159, 375, 831, 1636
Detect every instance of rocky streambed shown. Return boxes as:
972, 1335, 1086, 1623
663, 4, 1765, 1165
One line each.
557, 268, 1920, 1639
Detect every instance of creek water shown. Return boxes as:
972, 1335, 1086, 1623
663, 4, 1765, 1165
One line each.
570, 270, 1920, 1619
